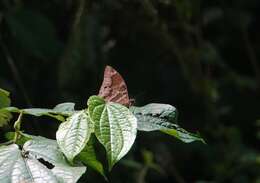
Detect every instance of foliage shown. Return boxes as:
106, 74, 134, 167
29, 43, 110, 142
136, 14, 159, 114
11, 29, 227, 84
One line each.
0, 0, 259, 182
0, 82, 203, 182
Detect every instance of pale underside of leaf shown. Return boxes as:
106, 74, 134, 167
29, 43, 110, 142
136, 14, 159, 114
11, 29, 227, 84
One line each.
0, 144, 57, 183
56, 110, 93, 162
3, 102, 76, 121
23, 136, 66, 165
131, 104, 204, 143
0, 137, 86, 183
23, 137, 86, 183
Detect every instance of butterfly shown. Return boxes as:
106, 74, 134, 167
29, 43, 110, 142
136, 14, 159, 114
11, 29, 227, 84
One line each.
98, 65, 134, 107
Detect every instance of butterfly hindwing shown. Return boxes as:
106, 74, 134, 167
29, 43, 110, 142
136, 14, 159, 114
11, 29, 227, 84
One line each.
98, 66, 130, 107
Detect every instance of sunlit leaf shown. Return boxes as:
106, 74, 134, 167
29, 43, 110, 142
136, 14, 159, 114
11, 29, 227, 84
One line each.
56, 110, 93, 163
0, 137, 86, 183
53, 103, 76, 115
4, 102, 76, 121
23, 136, 86, 183
88, 96, 137, 170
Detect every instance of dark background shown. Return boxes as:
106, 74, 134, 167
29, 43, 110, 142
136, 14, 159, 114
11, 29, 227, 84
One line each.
0, 0, 259, 182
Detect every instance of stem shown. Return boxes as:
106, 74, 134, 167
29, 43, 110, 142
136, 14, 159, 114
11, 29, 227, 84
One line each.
13, 112, 23, 143
137, 166, 148, 183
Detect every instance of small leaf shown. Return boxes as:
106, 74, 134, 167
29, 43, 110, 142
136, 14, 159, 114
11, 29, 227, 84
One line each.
56, 110, 93, 162
87, 95, 105, 117
88, 96, 137, 170
0, 88, 11, 108
53, 103, 75, 114
130, 103, 205, 143
5, 132, 32, 145
79, 136, 106, 179
0, 109, 12, 127
22, 108, 66, 121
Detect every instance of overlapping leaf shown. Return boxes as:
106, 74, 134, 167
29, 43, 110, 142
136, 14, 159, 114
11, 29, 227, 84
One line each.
0, 89, 11, 108
0, 89, 12, 127
4, 102, 76, 121
130, 103, 205, 143
0, 137, 86, 183
0, 109, 12, 127
79, 136, 106, 179
56, 110, 93, 162
88, 96, 137, 170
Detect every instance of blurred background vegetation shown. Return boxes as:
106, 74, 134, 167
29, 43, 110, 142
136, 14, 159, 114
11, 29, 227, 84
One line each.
0, 0, 259, 182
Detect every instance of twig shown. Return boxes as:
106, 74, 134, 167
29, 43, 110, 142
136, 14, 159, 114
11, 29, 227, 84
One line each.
13, 112, 23, 143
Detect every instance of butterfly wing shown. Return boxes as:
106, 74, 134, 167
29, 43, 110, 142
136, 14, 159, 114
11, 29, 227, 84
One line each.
98, 66, 130, 107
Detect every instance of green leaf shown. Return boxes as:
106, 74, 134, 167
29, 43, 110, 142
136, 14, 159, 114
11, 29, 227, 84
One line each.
88, 96, 137, 170
0, 137, 86, 183
53, 103, 75, 114
4, 102, 76, 121
79, 136, 106, 179
130, 103, 205, 143
0, 88, 11, 108
56, 110, 93, 163
4, 132, 32, 145
0, 109, 12, 127
87, 95, 105, 117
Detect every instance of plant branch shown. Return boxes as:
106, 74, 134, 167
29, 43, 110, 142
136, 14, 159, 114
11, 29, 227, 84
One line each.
13, 112, 23, 143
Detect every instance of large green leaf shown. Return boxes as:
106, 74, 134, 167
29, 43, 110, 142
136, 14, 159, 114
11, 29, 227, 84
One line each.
4, 102, 76, 121
0, 137, 86, 183
23, 136, 86, 183
79, 136, 106, 179
0, 89, 11, 108
88, 96, 137, 170
130, 104, 205, 143
56, 110, 93, 163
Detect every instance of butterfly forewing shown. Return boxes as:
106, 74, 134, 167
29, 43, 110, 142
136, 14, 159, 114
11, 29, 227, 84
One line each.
98, 66, 130, 107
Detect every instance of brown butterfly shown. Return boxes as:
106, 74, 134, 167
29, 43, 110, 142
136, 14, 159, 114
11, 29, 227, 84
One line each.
98, 66, 134, 107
